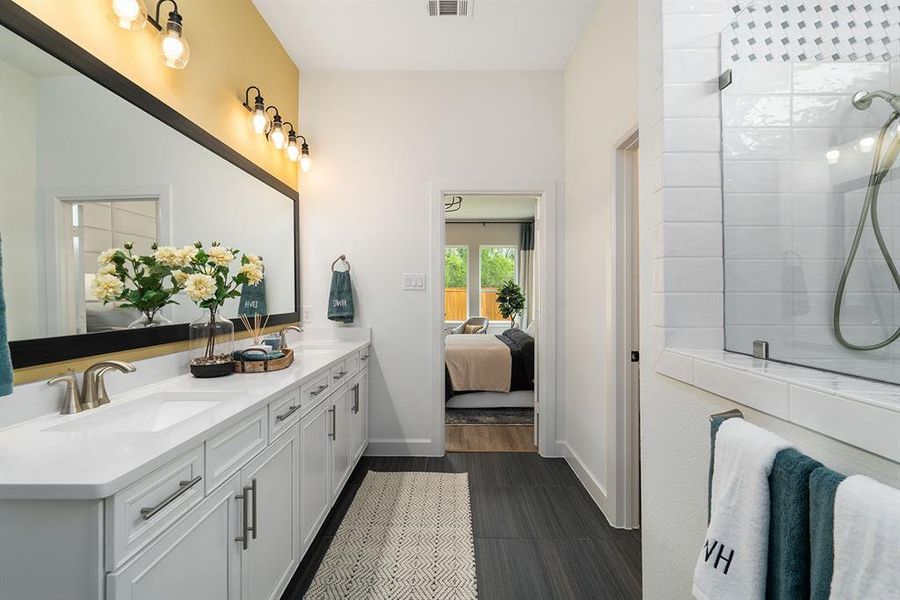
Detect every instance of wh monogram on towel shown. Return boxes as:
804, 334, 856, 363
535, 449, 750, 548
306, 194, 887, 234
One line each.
702, 539, 735, 575
332, 299, 348, 307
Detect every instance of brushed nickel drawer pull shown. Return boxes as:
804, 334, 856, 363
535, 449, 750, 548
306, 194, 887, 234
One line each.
250, 477, 258, 540
235, 485, 251, 550
352, 383, 360, 414
140, 475, 202, 520
334, 371, 347, 380
310, 384, 328, 397
328, 406, 336, 440
276, 404, 301, 421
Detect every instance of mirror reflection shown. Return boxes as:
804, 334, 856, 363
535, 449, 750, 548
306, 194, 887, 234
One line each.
0, 26, 296, 343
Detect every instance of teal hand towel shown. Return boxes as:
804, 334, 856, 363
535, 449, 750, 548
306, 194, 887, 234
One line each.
328, 270, 354, 324
0, 235, 12, 396
809, 466, 846, 600
766, 447, 823, 600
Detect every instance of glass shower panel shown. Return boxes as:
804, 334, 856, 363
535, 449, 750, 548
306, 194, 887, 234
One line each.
721, 1, 900, 384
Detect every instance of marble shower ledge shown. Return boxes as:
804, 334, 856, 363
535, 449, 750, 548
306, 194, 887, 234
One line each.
657, 348, 900, 462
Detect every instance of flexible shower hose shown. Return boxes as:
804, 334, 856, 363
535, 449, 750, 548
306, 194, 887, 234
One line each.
832, 112, 900, 350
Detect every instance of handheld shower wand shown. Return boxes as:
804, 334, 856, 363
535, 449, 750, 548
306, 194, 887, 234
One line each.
832, 90, 900, 351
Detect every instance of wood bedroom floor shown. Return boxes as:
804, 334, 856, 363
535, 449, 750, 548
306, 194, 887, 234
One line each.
282, 454, 642, 600
445, 424, 537, 452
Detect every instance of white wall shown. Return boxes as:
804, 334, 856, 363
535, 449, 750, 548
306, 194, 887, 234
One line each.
638, 2, 900, 597
0, 57, 39, 341
446, 222, 521, 321
562, 0, 638, 510
299, 71, 564, 454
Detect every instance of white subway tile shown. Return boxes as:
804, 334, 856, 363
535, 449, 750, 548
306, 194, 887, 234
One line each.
664, 118, 721, 152
661, 222, 723, 257
662, 293, 724, 327
724, 226, 789, 259
722, 128, 791, 160
662, 0, 730, 15
722, 95, 791, 127
663, 152, 721, 187
658, 258, 724, 292
792, 63, 891, 95
723, 193, 790, 225
662, 14, 726, 48
663, 188, 722, 222
727, 62, 791, 94
664, 326, 724, 348
663, 49, 720, 84
663, 82, 720, 117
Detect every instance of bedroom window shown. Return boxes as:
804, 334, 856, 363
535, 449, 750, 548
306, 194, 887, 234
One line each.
445, 246, 468, 321
479, 246, 517, 321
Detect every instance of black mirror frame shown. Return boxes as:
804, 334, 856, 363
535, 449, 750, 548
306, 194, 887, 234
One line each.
0, 1, 301, 369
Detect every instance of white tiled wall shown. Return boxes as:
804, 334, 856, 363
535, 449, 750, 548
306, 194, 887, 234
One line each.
722, 59, 900, 384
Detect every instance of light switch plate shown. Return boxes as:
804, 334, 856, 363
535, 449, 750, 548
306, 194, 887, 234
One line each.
402, 273, 426, 291
302, 305, 313, 323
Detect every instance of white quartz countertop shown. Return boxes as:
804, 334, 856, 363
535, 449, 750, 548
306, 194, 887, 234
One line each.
0, 339, 369, 500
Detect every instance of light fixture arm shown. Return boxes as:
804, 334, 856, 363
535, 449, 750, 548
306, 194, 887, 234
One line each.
148, 0, 179, 31
243, 86, 263, 111
265, 105, 281, 119
283, 121, 297, 136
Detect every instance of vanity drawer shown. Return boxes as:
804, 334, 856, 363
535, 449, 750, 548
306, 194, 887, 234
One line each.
331, 360, 350, 385
345, 351, 361, 376
269, 388, 302, 441
359, 346, 371, 368
205, 408, 267, 492
106, 445, 205, 569
299, 373, 330, 416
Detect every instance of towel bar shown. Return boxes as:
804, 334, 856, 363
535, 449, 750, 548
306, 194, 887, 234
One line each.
709, 408, 743, 422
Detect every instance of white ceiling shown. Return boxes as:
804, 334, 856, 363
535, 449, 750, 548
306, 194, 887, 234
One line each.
444, 194, 536, 220
253, 0, 598, 71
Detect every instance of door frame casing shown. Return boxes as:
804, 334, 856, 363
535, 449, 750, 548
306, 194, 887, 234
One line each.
607, 126, 641, 528
428, 180, 560, 457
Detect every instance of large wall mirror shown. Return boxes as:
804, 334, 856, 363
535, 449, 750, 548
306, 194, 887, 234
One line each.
0, 8, 299, 368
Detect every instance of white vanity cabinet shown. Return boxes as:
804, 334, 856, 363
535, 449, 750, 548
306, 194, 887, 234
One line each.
0, 343, 369, 600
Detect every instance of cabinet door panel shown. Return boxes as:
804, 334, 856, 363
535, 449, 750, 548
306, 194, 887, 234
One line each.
300, 398, 331, 554
107, 475, 241, 600
241, 426, 300, 600
330, 388, 353, 499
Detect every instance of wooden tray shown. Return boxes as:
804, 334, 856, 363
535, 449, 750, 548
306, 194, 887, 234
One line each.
233, 348, 294, 373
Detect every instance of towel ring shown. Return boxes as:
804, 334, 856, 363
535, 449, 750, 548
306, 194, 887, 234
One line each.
331, 254, 351, 272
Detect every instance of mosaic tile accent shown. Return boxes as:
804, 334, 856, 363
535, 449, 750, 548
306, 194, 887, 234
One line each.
724, 1, 900, 63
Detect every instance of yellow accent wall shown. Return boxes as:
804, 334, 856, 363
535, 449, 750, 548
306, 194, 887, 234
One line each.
12, 0, 299, 189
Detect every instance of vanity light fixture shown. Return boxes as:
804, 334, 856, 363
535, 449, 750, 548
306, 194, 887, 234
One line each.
148, 0, 190, 69
109, 0, 148, 30
267, 106, 287, 150
300, 137, 311, 173
283, 124, 312, 171
243, 86, 269, 135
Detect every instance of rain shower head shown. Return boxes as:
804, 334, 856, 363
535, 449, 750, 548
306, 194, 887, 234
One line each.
852, 90, 900, 114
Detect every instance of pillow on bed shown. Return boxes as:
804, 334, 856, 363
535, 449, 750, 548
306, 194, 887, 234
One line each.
464, 324, 481, 334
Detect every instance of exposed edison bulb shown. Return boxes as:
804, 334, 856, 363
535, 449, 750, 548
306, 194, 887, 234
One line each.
251, 106, 268, 135
270, 121, 286, 150
300, 148, 311, 173
285, 138, 301, 162
825, 149, 840, 165
858, 136, 875, 153
109, 0, 147, 30
157, 14, 189, 69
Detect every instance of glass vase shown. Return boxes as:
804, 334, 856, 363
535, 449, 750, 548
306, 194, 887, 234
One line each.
128, 311, 173, 329
188, 309, 234, 378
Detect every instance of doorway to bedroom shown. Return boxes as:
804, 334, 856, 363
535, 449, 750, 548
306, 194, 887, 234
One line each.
442, 194, 539, 452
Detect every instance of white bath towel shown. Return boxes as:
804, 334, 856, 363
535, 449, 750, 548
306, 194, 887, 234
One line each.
692, 418, 792, 600
830, 475, 900, 599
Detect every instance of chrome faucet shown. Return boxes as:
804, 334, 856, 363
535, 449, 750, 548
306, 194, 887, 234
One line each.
82, 361, 136, 408
47, 360, 136, 414
279, 325, 304, 348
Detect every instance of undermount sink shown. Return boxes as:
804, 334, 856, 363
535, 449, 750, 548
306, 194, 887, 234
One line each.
45, 391, 230, 433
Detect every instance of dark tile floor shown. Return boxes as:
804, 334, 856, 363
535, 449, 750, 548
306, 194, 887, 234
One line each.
282, 453, 642, 600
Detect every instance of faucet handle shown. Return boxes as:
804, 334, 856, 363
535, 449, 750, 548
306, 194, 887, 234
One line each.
279, 325, 304, 348
47, 370, 84, 415
92, 366, 116, 407
82, 360, 136, 408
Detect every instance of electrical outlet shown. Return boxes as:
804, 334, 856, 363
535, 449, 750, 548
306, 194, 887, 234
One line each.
302, 305, 313, 323
402, 273, 426, 291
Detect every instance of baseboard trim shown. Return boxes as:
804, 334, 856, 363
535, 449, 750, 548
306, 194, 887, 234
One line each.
563, 442, 612, 523
365, 438, 440, 456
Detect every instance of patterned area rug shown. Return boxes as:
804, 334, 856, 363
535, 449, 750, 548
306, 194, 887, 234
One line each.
304, 471, 478, 599
445, 408, 534, 425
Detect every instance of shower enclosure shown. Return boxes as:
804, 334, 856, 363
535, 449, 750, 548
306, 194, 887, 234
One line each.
720, 1, 900, 384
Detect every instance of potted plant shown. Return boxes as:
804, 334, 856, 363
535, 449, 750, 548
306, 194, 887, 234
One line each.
179, 241, 264, 378
91, 242, 186, 328
496, 280, 526, 328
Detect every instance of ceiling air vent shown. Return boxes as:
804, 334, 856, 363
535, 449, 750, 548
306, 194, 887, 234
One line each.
427, 0, 471, 18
